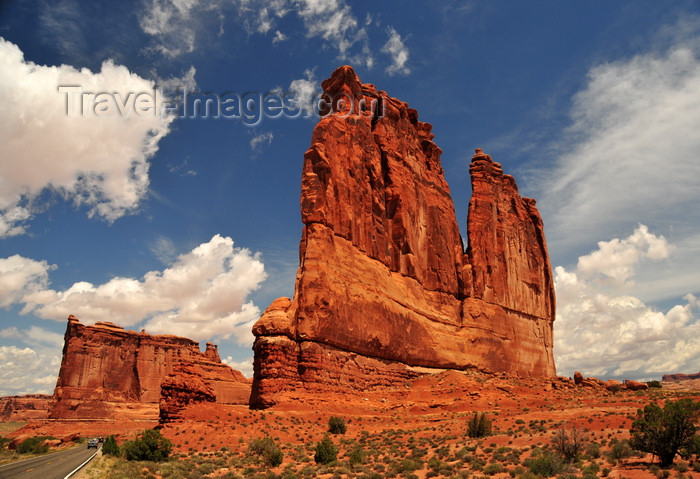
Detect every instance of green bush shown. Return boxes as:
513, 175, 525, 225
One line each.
0, 436, 9, 450
630, 398, 700, 466
582, 462, 600, 477
608, 383, 623, 394
248, 436, 284, 467
102, 435, 120, 456
266, 448, 284, 467
392, 458, 422, 473
314, 435, 337, 464
552, 427, 586, 463
681, 433, 700, 459
16, 436, 49, 454
647, 380, 662, 389
524, 451, 563, 477
483, 463, 504, 475
608, 438, 634, 460
467, 412, 492, 438
328, 416, 347, 435
121, 429, 172, 462
585, 442, 601, 459
348, 445, 365, 467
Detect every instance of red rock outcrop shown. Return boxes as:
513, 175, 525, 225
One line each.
662, 371, 700, 381
624, 380, 649, 391
159, 364, 216, 423
0, 394, 52, 421
604, 379, 623, 392
250, 66, 556, 408
49, 316, 250, 419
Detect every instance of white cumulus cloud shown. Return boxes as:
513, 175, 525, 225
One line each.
7, 235, 266, 346
0, 255, 54, 308
576, 224, 671, 285
223, 355, 253, 378
0, 38, 176, 237
0, 345, 62, 396
382, 27, 410, 76
554, 225, 700, 381
289, 68, 319, 117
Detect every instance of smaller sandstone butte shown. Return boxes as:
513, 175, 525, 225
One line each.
661, 371, 700, 391
0, 394, 52, 421
251, 66, 555, 408
50, 315, 250, 419
662, 371, 700, 381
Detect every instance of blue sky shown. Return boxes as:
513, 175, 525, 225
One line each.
1, 1, 699, 396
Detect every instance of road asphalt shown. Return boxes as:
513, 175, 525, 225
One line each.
0, 445, 98, 479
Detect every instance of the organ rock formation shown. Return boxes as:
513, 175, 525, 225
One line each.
250, 66, 556, 408
50, 316, 250, 419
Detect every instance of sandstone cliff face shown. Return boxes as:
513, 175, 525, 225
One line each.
50, 316, 250, 419
0, 394, 52, 421
251, 66, 556, 408
159, 364, 217, 423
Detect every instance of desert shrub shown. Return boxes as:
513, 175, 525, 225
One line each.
391, 458, 422, 473
0, 436, 9, 450
314, 435, 337, 464
248, 437, 284, 467
348, 445, 365, 467
467, 412, 492, 438
16, 436, 49, 454
410, 446, 428, 459
630, 398, 700, 466
328, 416, 347, 435
483, 463, 504, 475
681, 433, 700, 459
121, 429, 172, 462
585, 441, 600, 459
524, 451, 563, 477
197, 462, 218, 475
608, 383, 622, 394
103, 435, 120, 456
647, 380, 662, 389
552, 427, 587, 463
427, 456, 447, 472
608, 438, 633, 460
435, 445, 450, 458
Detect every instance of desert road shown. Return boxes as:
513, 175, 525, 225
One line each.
0, 445, 98, 479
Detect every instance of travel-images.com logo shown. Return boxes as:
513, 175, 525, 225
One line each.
57, 86, 385, 126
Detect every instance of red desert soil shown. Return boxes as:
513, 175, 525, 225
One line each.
9, 370, 700, 478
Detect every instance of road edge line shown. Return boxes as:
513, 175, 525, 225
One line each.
63, 448, 99, 479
